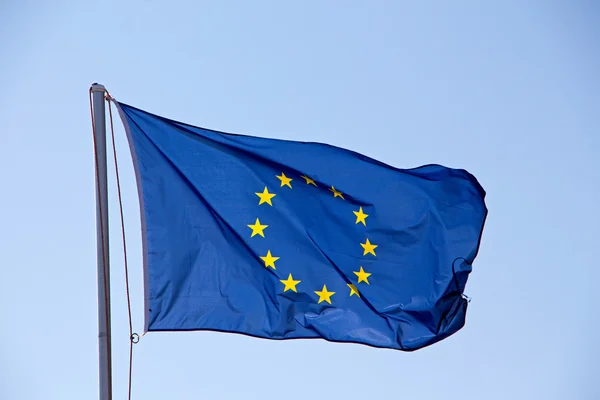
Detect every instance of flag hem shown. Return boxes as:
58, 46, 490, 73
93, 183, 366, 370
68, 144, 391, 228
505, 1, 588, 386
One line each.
111, 97, 151, 334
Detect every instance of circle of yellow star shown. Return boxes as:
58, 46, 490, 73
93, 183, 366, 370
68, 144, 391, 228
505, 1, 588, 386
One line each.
347, 283, 360, 297
314, 284, 335, 304
330, 186, 344, 199
260, 250, 279, 269
280, 273, 301, 292
353, 206, 368, 226
247, 218, 268, 238
276, 172, 293, 188
301, 175, 317, 186
360, 238, 378, 256
353, 266, 371, 284
255, 187, 276, 206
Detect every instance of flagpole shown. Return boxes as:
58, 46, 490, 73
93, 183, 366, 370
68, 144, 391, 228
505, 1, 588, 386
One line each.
91, 83, 112, 400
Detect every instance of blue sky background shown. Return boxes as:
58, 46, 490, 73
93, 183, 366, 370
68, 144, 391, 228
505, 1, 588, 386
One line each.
1, 1, 598, 399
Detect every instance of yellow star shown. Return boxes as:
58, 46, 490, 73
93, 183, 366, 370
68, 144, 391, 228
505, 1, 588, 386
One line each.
330, 186, 344, 199
347, 283, 360, 297
360, 238, 378, 256
247, 218, 268, 238
314, 284, 335, 304
260, 250, 279, 269
353, 206, 368, 226
276, 172, 293, 188
280, 273, 301, 292
255, 187, 276, 206
301, 175, 317, 186
353, 266, 371, 284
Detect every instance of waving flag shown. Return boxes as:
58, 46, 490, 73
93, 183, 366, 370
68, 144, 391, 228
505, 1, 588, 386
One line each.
115, 101, 487, 351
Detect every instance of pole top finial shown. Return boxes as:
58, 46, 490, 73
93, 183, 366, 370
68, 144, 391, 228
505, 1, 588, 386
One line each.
91, 83, 106, 92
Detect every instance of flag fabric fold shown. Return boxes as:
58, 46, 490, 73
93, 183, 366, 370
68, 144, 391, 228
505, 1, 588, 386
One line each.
115, 100, 487, 351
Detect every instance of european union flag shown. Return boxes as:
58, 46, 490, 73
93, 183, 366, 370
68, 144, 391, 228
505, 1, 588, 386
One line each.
116, 101, 487, 351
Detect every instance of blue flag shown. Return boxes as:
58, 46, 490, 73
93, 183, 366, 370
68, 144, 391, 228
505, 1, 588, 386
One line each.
116, 101, 487, 351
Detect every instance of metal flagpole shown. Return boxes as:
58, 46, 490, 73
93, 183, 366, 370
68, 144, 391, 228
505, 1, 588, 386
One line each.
91, 83, 112, 400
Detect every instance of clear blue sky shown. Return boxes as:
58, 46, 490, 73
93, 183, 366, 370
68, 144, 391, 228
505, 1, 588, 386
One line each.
1, 1, 598, 399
